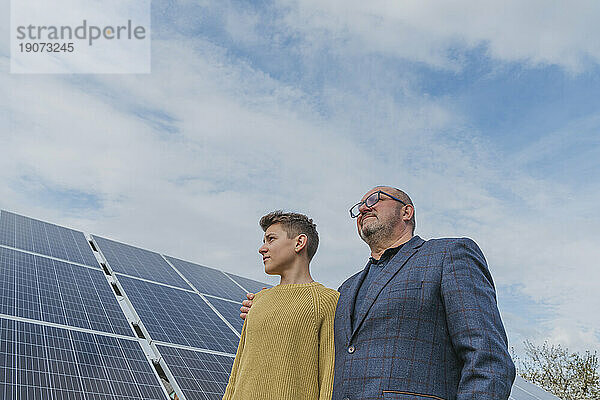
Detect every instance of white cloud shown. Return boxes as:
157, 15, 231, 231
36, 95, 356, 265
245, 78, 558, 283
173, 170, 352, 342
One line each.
278, 0, 600, 71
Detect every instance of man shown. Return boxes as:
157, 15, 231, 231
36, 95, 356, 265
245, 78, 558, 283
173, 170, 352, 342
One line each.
224, 211, 338, 400
241, 187, 515, 400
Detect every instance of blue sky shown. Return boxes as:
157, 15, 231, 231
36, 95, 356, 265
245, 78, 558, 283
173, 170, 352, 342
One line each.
1, 0, 599, 357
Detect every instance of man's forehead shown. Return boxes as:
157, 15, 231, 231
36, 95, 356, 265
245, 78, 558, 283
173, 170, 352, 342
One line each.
264, 223, 283, 235
362, 186, 395, 200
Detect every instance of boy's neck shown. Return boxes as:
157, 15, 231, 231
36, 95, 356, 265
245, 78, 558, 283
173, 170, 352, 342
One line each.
278, 260, 314, 285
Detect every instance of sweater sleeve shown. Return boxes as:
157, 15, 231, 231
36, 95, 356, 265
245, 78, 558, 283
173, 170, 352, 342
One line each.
317, 291, 338, 400
222, 319, 247, 400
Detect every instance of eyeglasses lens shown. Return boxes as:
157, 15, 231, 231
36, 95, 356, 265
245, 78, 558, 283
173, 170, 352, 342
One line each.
365, 192, 380, 207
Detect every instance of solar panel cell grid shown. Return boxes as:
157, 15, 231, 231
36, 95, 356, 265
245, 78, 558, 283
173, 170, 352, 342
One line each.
205, 297, 244, 333
18, 321, 52, 399
0, 318, 167, 400
118, 275, 239, 354
0, 210, 99, 267
165, 256, 248, 301
225, 273, 271, 295
119, 340, 168, 397
93, 236, 190, 290
45, 324, 86, 400
70, 265, 132, 337
157, 345, 233, 400
0, 318, 16, 399
0, 247, 133, 337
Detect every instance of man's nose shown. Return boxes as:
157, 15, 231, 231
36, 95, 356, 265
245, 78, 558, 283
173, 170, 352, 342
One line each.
258, 245, 267, 254
358, 201, 371, 213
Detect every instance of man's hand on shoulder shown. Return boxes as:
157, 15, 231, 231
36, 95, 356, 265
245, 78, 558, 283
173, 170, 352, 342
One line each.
240, 292, 254, 320
239, 287, 266, 320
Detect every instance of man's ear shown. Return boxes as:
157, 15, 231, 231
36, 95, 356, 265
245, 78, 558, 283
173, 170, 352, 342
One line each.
403, 204, 414, 222
295, 234, 308, 253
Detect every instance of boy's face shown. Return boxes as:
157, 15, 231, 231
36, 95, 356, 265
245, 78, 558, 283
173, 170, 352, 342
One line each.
259, 223, 297, 275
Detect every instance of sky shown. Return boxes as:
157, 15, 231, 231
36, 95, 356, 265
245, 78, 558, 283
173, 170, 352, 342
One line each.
1, 0, 599, 358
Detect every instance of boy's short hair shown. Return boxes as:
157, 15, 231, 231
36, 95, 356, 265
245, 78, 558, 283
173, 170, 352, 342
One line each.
260, 211, 319, 261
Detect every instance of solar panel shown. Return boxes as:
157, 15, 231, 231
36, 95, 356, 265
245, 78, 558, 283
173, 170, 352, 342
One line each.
165, 256, 248, 301
0, 210, 98, 267
225, 272, 271, 294
0, 246, 133, 337
1, 210, 277, 399
117, 275, 240, 354
510, 375, 560, 400
92, 235, 191, 290
0, 317, 168, 400
204, 296, 244, 333
157, 344, 233, 400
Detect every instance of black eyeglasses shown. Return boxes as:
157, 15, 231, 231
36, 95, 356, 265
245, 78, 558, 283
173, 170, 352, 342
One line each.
349, 190, 407, 218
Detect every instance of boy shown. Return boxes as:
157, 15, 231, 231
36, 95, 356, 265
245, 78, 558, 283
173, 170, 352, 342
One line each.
222, 211, 339, 400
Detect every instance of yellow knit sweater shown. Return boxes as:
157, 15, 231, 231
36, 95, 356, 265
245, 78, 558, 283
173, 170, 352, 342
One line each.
222, 282, 339, 400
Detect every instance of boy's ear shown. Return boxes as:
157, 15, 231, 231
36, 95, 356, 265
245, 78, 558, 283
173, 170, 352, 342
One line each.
294, 234, 308, 253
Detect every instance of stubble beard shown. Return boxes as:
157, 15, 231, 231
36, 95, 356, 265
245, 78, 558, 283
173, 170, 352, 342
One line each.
359, 207, 403, 248
359, 218, 395, 247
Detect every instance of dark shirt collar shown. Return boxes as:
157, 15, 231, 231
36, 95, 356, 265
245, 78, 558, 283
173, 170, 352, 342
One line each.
369, 243, 405, 266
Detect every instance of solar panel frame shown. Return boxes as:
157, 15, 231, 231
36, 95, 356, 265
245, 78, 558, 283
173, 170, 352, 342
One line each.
115, 275, 240, 354
0, 246, 134, 337
165, 256, 248, 301
0, 317, 169, 400
224, 272, 272, 295
0, 210, 99, 268
156, 344, 234, 400
203, 296, 244, 334
92, 235, 191, 290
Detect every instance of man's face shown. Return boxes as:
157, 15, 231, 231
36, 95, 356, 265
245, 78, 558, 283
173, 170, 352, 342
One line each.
258, 223, 296, 275
356, 187, 405, 245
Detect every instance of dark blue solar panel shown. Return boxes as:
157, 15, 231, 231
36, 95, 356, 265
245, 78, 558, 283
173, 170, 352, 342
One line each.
225, 273, 271, 295
0, 317, 167, 400
0, 210, 99, 267
165, 256, 247, 301
157, 345, 233, 400
117, 275, 239, 354
92, 236, 190, 290
205, 296, 244, 333
0, 247, 133, 337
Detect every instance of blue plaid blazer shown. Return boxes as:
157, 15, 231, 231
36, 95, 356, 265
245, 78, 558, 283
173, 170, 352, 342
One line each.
333, 236, 515, 400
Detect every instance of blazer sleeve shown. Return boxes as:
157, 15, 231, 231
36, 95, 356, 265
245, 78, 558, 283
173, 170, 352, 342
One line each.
222, 319, 247, 400
440, 238, 516, 400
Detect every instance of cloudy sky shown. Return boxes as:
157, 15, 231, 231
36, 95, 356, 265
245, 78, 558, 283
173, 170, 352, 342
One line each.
1, 0, 599, 357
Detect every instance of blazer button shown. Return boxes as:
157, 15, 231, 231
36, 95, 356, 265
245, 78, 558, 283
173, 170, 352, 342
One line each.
343, 398, 350, 400
348, 345, 355, 354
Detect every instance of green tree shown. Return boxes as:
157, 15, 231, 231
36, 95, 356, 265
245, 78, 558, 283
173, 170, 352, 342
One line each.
514, 340, 600, 399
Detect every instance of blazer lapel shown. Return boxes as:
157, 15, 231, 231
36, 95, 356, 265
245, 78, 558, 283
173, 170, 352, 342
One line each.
351, 235, 425, 339
339, 266, 369, 343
